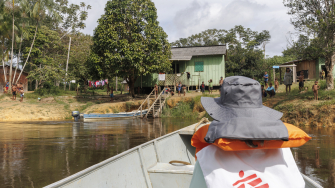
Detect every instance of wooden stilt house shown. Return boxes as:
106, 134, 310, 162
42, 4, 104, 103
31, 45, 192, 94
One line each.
135, 45, 226, 91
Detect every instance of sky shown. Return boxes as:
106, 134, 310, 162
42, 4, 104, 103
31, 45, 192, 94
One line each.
75, 0, 296, 57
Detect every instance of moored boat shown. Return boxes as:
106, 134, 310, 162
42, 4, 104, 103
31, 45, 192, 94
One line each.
44, 122, 323, 188
82, 110, 148, 121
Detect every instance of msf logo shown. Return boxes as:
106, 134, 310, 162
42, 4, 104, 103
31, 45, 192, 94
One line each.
232, 170, 269, 188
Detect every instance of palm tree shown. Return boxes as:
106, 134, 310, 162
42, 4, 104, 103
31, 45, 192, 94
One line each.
16, 0, 58, 84
3, 0, 21, 91
0, 1, 12, 84
12, 0, 30, 83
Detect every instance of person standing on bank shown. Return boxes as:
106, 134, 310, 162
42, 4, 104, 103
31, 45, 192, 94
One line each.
322, 70, 325, 80
12, 84, 17, 100
219, 77, 224, 95
284, 68, 293, 95
154, 84, 158, 98
263, 72, 269, 88
201, 81, 205, 94
208, 79, 213, 94
177, 82, 182, 96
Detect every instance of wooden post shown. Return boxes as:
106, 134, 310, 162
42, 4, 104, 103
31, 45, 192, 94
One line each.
279, 67, 282, 84
116, 76, 118, 91
140, 106, 142, 118
64, 37, 71, 91
293, 65, 297, 83
273, 68, 276, 84
159, 95, 161, 117
148, 98, 150, 109
153, 104, 155, 119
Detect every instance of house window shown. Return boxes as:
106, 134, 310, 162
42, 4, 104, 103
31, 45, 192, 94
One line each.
194, 62, 204, 72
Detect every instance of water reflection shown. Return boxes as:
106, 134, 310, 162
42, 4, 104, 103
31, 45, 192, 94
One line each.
1, 120, 334, 187
294, 126, 335, 188
0, 118, 198, 188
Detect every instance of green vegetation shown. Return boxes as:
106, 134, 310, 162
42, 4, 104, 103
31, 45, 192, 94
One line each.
171, 27, 296, 80
283, 0, 335, 89
261, 80, 335, 127
162, 94, 219, 119
162, 101, 197, 118
0, 0, 91, 92
90, 0, 171, 98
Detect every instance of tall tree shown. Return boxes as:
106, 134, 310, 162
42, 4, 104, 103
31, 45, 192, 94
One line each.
284, 0, 335, 89
0, 0, 11, 83
16, 0, 58, 84
4, 0, 21, 91
92, 0, 171, 97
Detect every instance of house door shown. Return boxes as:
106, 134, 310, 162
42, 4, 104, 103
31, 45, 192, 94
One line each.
172, 63, 180, 74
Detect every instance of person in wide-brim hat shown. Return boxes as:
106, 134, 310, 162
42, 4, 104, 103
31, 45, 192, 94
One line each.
189, 76, 306, 188
201, 76, 289, 143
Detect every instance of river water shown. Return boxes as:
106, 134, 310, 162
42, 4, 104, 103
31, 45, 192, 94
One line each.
0, 119, 334, 188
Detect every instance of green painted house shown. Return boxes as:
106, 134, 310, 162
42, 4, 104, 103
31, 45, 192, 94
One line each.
135, 45, 226, 89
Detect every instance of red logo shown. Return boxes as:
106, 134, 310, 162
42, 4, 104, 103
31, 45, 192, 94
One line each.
232, 170, 269, 188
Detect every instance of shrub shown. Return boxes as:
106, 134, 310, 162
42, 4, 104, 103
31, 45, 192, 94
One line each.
35, 82, 61, 96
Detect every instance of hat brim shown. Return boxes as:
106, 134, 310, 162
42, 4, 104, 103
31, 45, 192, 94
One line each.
201, 97, 283, 122
201, 97, 287, 143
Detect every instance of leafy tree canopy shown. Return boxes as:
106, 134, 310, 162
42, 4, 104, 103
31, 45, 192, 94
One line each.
91, 0, 171, 97
284, 0, 335, 89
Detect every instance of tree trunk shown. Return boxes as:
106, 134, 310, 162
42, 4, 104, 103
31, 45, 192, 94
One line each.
13, 36, 23, 83
326, 54, 334, 89
84, 79, 87, 93
128, 76, 136, 98
64, 37, 71, 91
2, 48, 6, 82
16, 23, 38, 84
9, 13, 15, 92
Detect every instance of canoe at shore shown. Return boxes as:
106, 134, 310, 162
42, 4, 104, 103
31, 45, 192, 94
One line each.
82, 110, 148, 121
44, 122, 323, 188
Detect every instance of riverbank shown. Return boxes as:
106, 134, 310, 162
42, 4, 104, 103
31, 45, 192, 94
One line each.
2, 79, 335, 126
0, 91, 218, 122
263, 79, 335, 127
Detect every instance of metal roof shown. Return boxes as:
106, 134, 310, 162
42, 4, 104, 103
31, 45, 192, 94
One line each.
281, 59, 304, 65
170, 45, 227, 61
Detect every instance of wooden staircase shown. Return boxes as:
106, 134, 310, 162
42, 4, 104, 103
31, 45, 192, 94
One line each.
145, 90, 169, 118
136, 88, 169, 119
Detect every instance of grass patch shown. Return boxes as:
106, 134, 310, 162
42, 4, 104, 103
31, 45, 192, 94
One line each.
80, 102, 94, 112
125, 102, 134, 111
162, 100, 198, 118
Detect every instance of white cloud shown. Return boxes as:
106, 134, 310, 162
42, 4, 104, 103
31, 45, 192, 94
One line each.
70, 0, 295, 57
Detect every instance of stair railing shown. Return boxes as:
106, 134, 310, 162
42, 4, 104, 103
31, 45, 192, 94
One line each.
154, 93, 169, 118
144, 89, 165, 119
136, 88, 155, 118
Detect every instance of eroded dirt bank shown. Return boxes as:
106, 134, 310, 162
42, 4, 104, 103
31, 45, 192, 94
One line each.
0, 92, 212, 122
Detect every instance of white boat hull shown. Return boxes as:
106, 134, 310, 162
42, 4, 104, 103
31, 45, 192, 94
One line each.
44, 123, 323, 188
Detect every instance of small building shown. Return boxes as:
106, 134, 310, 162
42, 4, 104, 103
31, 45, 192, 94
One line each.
0, 65, 29, 93
281, 58, 334, 80
135, 45, 226, 90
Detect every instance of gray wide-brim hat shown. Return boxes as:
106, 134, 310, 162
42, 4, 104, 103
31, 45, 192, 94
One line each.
202, 76, 288, 144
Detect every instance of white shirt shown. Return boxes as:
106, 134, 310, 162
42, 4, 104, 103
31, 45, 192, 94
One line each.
196, 145, 305, 188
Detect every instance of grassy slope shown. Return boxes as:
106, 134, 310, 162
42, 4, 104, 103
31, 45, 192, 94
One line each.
263, 80, 335, 127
